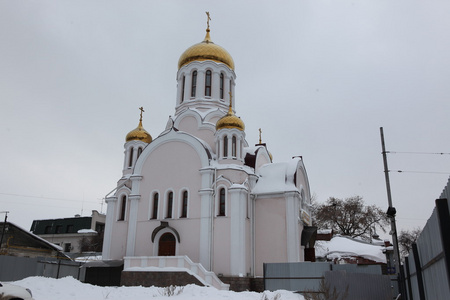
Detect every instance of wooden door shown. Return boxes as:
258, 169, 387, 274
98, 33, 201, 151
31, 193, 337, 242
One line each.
158, 232, 176, 256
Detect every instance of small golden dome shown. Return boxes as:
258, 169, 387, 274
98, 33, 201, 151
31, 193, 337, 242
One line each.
126, 107, 152, 143
216, 105, 245, 131
178, 29, 235, 70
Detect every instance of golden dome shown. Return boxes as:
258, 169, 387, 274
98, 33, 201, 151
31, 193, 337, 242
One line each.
126, 108, 152, 143
216, 105, 245, 131
178, 29, 235, 70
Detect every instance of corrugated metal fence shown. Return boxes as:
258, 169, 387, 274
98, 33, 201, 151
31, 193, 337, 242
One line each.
0, 255, 84, 281
403, 195, 450, 299
264, 262, 393, 299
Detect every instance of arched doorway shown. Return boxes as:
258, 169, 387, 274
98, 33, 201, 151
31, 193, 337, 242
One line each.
158, 232, 176, 256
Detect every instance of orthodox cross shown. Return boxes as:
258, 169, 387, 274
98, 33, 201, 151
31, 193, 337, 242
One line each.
206, 12, 211, 30
139, 106, 145, 121
259, 128, 262, 144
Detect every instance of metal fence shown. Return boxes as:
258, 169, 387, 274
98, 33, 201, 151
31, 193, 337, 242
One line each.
264, 261, 392, 299
403, 197, 450, 300
0, 255, 84, 282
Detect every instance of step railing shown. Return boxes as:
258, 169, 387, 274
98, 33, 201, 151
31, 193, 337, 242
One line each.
123, 255, 229, 290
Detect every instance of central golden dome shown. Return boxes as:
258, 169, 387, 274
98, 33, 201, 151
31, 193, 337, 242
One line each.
178, 29, 235, 70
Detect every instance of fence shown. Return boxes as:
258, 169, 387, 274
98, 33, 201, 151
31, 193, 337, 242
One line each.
0, 255, 84, 282
264, 261, 393, 299
403, 197, 450, 299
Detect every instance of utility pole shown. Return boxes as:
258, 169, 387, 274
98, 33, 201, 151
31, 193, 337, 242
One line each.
0, 211, 9, 251
380, 127, 406, 299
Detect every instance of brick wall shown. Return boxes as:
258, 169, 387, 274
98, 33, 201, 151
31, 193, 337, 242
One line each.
220, 276, 264, 292
121, 271, 203, 287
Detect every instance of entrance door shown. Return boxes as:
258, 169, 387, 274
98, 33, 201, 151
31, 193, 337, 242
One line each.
158, 232, 176, 256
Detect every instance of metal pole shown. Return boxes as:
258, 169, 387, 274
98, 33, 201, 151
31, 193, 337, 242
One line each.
380, 127, 405, 298
0, 211, 9, 251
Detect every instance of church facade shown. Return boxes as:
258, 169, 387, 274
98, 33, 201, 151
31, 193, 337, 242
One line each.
102, 21, 313, 280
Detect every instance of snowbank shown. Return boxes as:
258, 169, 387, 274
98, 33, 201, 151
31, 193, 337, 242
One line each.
11, 276, 304, 300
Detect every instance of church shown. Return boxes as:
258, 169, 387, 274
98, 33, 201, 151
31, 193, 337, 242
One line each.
102, 15, 314, 290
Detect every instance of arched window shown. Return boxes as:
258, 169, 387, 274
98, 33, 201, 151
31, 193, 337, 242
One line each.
223, 136, 228, 157
166, 192, 173, 218
137, 147, 142, 159
220, 73, 224, 99
181, 75, 185, 103
191, 71, 197, 97
181, 190, 188, 218
119, 195, 126, 221
219, 188, 226, 216
128, 148, 134, 167
205, 70, 212, 97
232, 136, 237, 157
152, 193, 159, 219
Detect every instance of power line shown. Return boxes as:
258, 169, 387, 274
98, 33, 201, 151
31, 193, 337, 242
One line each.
387, 151, 450, 155
389, 170, 450, 175
0, 192, 89, 203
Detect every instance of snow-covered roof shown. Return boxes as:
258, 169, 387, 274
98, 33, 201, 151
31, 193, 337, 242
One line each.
315, 235, 387, 264
77, 229, 97, 234
251, 159, 301, 195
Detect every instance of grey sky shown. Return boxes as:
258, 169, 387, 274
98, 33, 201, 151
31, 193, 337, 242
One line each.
1, 0, 449, 238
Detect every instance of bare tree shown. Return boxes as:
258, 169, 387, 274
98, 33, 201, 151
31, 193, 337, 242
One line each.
398, 227, 421, 258
312, 196, 389, 240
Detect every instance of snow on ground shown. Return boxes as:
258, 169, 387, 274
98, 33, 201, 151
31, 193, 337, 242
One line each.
11, 276, 305, 300
315, 235, 387, 263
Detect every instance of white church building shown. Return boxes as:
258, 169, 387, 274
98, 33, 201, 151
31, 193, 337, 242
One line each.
102, 18, 314, 290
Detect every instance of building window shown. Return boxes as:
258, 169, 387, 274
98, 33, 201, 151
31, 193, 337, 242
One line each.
44, 226, 52, 234
119, 195, 127, 221
56, 225, 63, 234
205, 70, 212, 97
181, 190, 188, 218
152, 193, 159, 219
232, 136, 237, 157
191, 71, 197, 97
66, 225, 74, 233
64, 243, 71, 252
166, 192, 173, 218
137, 147, 142, 159
220, 73, 224, 99
219, 188, 226, 216
223, 136, 228, 157
181, 75, 185, 103
128, 148, 134, 167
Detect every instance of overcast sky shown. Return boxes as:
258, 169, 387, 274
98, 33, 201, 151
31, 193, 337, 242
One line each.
1, 1, 449, 239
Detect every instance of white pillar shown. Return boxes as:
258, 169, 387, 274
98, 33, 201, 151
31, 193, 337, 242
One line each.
199, 168, 214, 270
229, 186, 248, 276
285, 191, 300, 261
102, 196, 117, 259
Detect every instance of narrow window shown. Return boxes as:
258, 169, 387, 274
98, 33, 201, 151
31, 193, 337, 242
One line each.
44, 226, 52, 234
223, 136, 228, 157
119, 195, 126, 221
128, 148, 134, 167
220, 73, 224, 99
181, 75, 185, 103
152, 193, 159, 219
181, 191, 188, 218
137, 147, 142, 159
205, 70, 212, 97
219, 188, 226, 216
166, 192, 173, 218
232, 136, 237, 157
191, 71, 197, 97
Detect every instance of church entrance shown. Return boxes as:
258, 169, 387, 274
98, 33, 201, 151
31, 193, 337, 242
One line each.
158, 232, 176, 256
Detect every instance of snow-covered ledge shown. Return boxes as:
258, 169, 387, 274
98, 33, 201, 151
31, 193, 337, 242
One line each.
123, 256, 230, 290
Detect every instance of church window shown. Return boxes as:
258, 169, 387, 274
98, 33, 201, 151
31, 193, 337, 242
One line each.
44, 225, 52, 234
220, 73, 224, 99
119, 195, 127, 221
219, 188, 226, 216
232, 136, 237, 157
128, 148, 134, 167
205, 70, 212, 97
181, 75, 185, 103
181, 190, 188, 218
152, 193, 159, 219
137, 147, 142, 159
191, 71, 197, 97
223, 136, 228, 157
166, 192, 173, 218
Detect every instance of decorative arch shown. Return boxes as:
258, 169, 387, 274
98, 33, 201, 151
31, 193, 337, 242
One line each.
151, 221, 181, 243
